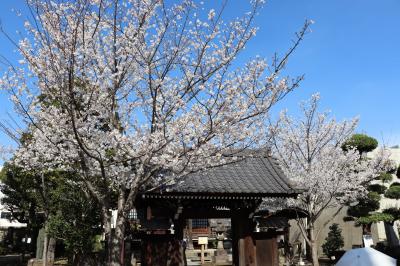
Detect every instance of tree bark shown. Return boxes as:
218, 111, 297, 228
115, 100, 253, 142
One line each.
309, 226, 319, 266
106, 189, 127, 266
110, 213, 126, 266
42, 227, 48, 266
384, 222, 400, 247
101, 205, 113, 266
47, 237, 56, 266
42, 225, 55, 266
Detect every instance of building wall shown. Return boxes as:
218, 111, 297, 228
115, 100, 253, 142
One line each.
289, 207, 363, 256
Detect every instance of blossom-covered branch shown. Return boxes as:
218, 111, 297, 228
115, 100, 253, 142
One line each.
0, 1, 310, 265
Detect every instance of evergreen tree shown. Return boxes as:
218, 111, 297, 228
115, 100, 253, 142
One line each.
0, 164, 102, 264
342, 134, 378, 154
322, 223, 344, 257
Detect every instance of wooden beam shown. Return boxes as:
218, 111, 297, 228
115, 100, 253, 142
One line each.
182, 209, 232, 219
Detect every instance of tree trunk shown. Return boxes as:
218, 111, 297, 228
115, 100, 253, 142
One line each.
110, 213, 126, 266
106, 190, 127, 266
101, 205, 113, 266
72, 252, 81, 266
41, 172, 50, 266
311, 242, 319, 266
42, 220, 57, 266
384, 222, 400, 247
42, 227, 48, 266
309, 226, 319, 266
47, 237, 56, 266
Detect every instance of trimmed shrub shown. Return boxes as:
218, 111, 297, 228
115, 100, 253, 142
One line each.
343, 216, 355, 222
377, 173, 393, 183
397, 165, 400, 179
383, 208, 400, 221
348, 192, 381, 217
342, 134, 378, 154
385, 186, 400, 199
357, 212, 394, 225
368, 184, 387, 194
391, 182, 400, 187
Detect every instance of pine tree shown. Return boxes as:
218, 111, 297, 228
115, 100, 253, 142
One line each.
322, 223, 344, 257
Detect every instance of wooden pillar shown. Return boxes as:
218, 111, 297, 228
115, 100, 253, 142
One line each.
187, 219, 194, 249
232, 212, 256, 266
166, 218, 185, 266
174, 218, 185, 240
242, 235, 256, 266
256, 238, 278, 266
232, 215, 239, 266
144, 236, 169, 266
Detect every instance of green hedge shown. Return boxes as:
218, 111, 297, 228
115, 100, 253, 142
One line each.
383, 208, 400, 221
357, 212, 394, 225
347, 192, 381, 217
385, 186, 400, 199
390, 182, 400, 187
377, 173, 393, 183
368, 184, 387, 194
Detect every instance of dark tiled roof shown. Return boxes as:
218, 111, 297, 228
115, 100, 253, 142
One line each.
163, 156, 301, 196
258, 216, 289, 229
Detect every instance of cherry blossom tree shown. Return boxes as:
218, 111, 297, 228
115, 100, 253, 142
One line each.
268, 94, 391, 266
0, 0, 310, 265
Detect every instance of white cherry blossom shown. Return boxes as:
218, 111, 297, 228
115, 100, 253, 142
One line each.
268, 94, 391, 266
0, 1, 310, 265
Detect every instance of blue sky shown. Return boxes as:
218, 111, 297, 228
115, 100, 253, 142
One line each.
0, 0, 399, 148
227, 0, 400, 146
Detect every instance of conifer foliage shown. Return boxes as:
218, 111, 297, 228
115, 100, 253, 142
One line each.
322, 223, 344, 258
